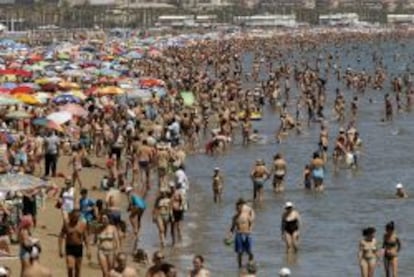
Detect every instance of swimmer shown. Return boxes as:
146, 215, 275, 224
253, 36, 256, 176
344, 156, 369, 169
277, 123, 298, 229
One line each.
279, 267, 291, 277
395, 183, 408, 198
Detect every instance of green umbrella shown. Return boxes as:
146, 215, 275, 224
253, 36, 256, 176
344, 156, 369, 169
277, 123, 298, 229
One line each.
0, 96, 22, 106
180, 91, 195, 106
5, 110, 32, 119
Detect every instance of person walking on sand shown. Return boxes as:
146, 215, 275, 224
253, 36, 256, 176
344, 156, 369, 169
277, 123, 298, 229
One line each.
59, 209, 91, 277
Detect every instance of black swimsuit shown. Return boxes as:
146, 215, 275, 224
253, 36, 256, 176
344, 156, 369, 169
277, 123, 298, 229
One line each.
284, 218, 299, 235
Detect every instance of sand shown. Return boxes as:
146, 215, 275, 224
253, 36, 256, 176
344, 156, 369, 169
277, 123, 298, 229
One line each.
0, 155, 148, 276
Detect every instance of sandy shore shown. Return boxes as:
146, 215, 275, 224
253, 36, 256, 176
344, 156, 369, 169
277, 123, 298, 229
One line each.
0, 155, 149, 276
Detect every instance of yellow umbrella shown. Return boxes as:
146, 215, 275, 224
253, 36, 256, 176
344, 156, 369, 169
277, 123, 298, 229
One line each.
67, 90, 87, 100
13, 94, 40, 105
58, 81, 80, 90
98, 86, 125, 96
0, 75, 17, 82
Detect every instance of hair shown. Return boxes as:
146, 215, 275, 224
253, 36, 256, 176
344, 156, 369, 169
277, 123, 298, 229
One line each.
386, 221, 395, 231
362, 227, 376, 237
80, 188, 88, 195
313, 151, 320, 159
194, 255, 204, 263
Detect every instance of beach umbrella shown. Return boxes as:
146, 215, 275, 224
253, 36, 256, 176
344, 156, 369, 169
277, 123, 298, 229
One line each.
126, 51, 143, 60
33, 92, 51, 104
10, 86, 35, 95
58, 81, 80, 90
180, 91, 195, 106
66, 90, 87, 100
138, 78, 165, 88
98, 68, 120, 77
59, 103, 88, 117
63, 69, 84, 77
32, 117, 63, 132
52, 94, 81, 104
46, 111, 72, 124
5, 110, 32, 119
97, 86, 124, 96
0, 88, 10, 94
0, 69, 31, 78
13, 94, 40, 105
1, 83, 17, 90
0, 96, 21, 106
0, 174, 51, 193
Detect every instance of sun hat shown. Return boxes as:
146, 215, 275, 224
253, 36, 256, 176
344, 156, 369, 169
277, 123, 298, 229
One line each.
279, 267, 291, 276
284, 201, 294, 209
396, 183, 403, 189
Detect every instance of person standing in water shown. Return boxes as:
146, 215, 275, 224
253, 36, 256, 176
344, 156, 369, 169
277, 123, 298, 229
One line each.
281, 202, 301, 253
382, 221, 401, 277
310, 152, 325, 192
212, 167, 224, 203
358, 227, 379, 277
271, 153, 287, 193
228, 199, 254, 269
250, 159, 270, 202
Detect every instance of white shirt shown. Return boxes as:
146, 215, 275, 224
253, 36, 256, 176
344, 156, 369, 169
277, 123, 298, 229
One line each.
62, 187, 75, 212
175, 169, 189, 191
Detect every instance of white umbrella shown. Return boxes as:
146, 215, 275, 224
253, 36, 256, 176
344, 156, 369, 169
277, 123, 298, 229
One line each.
46, 111, 72, 124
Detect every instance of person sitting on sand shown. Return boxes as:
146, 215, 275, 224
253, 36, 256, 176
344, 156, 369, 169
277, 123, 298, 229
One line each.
109, 252, 137, 277
22, 245, 51, 277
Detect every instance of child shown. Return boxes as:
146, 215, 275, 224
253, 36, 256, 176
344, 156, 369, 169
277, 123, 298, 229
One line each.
303, 165, 312, 190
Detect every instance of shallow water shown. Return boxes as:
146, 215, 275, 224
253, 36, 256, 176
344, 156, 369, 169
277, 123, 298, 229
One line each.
141, 39, 414, 276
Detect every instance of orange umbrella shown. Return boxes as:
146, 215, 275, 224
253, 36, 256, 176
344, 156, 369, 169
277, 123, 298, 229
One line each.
10, 86, 35, 95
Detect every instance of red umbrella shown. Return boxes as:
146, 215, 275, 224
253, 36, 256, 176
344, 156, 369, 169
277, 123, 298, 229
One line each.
0, 69, 32, 78
84, 86, 98, 96
0, 88, 10, 94
10, 86, 34, 95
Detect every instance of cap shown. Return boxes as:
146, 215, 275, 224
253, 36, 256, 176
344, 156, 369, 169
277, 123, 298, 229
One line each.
285, 201, 294, 209
339, 127, 345, 133
125, 186, 133, 193
279, 267, 291, 276
396, 183, 403, 189
214, 167, 220, 171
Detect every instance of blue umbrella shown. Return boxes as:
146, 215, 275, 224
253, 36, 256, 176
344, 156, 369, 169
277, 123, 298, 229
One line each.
1, 83, 17, 89
53, 94, 81, 104
126, 51, 143, 60
32, 117, 48, 126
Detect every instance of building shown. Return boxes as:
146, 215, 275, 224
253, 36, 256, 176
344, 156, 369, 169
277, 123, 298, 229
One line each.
319, 13, 360, 26
233, 14, 297, 27
260, 0, 315, 10
156, 15, 195, 27
387, 14, 414, 25
315, 0, 339, 9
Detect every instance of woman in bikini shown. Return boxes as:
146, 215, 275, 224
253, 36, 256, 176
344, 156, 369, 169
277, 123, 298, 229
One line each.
97, 212, 120, 277
153, 191, 172, 248
69, 146, 83, 189
358, 227, 379, 277
382, 221, 401, 277
281, 202, 301, 253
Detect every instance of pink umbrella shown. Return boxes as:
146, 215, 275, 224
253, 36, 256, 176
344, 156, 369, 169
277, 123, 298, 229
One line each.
59, 103, 88, 117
